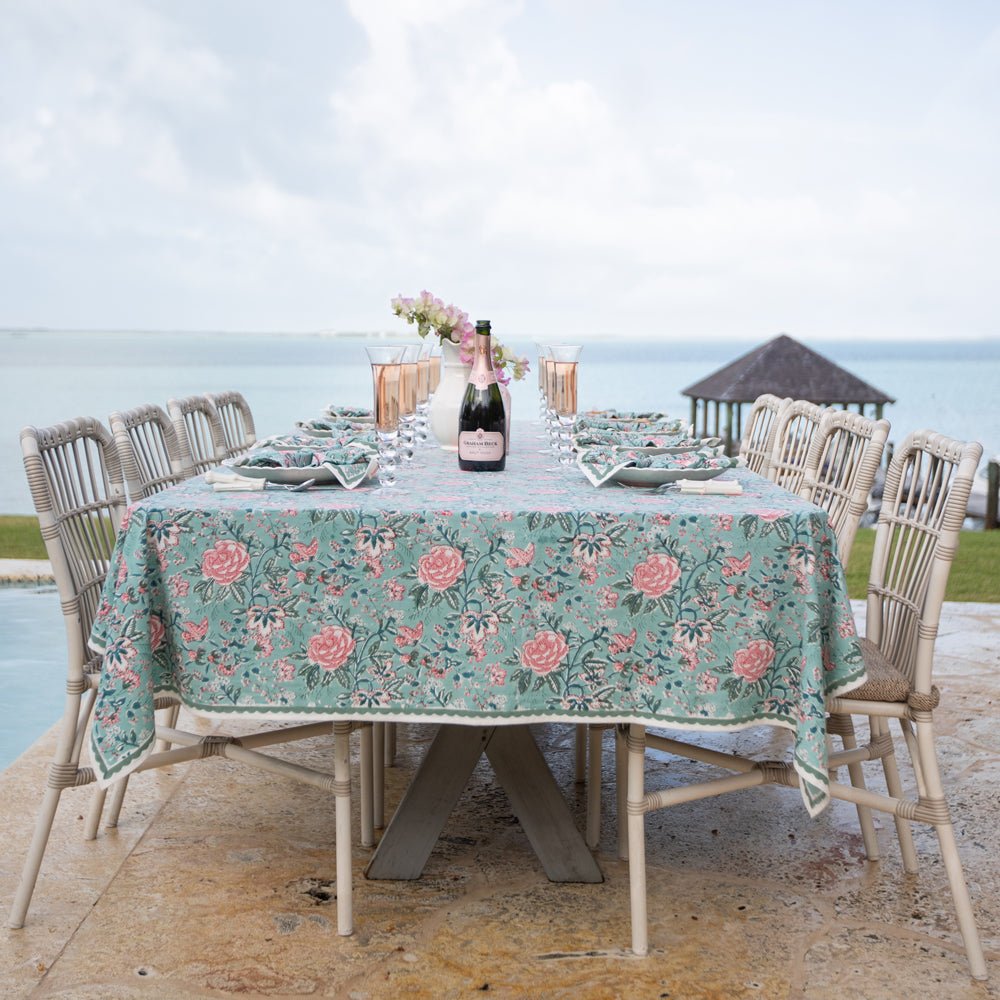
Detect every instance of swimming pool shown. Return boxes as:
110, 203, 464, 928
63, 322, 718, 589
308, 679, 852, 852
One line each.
0, 585, 65, 770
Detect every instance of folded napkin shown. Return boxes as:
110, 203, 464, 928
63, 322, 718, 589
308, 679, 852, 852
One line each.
204, 470, 268, 491
574, 415, 689, 435
577, 446, 738, 487
676, 478, 743, 495
583, 408, 671, 421
324, 405, 373, 419
241, 448, 315, 469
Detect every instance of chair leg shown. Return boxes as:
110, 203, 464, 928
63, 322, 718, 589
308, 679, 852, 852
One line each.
372, 722, 385, 830
574, 724, 587, 784
828, 713, 879, 860
384, 721, 397, 766
914, 718, 987, 980
626, 724, 649, 956
615, 725, 628, 860
8, 786, 63, 928
84, 785, 108, 840
333, 722, 353, 936
103, 776, 130, 829
586, 727, 603, 848
359, 724, 374, 848
872, 716, 918, 873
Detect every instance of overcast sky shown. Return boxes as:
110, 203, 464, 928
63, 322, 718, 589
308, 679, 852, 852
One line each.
2, 0, 999, 341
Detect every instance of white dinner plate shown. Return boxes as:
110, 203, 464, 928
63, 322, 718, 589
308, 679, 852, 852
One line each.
611, 465, 731, 488
226, 456, 378, 486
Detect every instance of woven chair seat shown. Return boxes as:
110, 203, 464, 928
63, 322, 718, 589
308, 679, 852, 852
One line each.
844, 638, 939, 709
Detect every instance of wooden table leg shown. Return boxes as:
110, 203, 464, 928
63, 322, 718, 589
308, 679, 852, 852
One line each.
364, 726, 491, 879
364, 724, 602, 884
485, 726, 603, 883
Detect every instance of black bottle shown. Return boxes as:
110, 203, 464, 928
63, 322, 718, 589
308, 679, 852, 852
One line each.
457, 320, 507, 471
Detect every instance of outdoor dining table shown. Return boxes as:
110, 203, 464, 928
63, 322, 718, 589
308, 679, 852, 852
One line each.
88, 420, 864, 884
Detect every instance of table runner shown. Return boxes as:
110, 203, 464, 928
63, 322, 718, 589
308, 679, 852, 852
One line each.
90, 423, 864, 814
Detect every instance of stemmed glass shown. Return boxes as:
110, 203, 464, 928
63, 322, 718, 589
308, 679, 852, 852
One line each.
414, 340, 432, 446
366, 346, 402, 488
398, 345, 419, 462
546, 345, 582, 468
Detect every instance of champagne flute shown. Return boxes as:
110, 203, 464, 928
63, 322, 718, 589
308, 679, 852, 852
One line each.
366, 345, 402, 487
546, 345, 583, 468
398, 345, 419, 462
414, 340, 432, 446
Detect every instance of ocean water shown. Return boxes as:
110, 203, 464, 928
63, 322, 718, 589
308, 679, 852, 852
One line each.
1, 330, 998, 514
1, 329, 998, 770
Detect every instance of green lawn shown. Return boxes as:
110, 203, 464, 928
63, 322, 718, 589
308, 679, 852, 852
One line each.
1, 516, 998, 602
0, 515, 47, 559
844, 527, 1000, 602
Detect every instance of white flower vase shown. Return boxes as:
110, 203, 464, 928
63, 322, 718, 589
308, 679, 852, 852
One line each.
429, 339, 471, 451
499, 381, 511, 455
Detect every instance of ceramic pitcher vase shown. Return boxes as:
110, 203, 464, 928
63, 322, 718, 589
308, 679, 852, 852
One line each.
429, 339, 471, 451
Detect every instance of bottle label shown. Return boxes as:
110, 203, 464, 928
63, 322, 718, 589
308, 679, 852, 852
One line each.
469, 369, 497, 388
458, 428, 505, 460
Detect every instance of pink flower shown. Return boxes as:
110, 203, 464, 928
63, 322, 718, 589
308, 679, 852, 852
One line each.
631, 553, 681, 599
148, 615, 165, 652
201, 539, 250, 586
385, 579, 405, 600
520, 630, 569, 676
722, 554, 751, 578
598, 586, 619, 609
308, 625, 356, 671
417, 545, 465, 591
732, 639, 776, 683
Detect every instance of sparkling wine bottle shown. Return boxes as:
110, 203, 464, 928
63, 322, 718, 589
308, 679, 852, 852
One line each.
457, 320, 507, 472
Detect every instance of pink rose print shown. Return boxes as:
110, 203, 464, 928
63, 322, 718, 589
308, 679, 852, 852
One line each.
520, 630, 570, 676
631, 553, 681, 599
417, 545, 465, 591
148, 615, 165, 652
201, 539, 250, 586
308, 625, 356, 671
732, 639, 776, 683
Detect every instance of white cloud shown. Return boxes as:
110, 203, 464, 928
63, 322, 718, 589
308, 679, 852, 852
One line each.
0, 1, 998, 338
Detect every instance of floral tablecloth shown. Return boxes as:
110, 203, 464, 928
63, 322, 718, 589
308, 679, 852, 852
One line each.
89, 423, 864, 814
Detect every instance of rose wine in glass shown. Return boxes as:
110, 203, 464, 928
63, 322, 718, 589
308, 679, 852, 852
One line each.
366, 346, 402, 487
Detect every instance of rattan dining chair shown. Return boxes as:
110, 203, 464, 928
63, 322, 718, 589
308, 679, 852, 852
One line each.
166, 394, 228, 476
798, 408, 890, 570
9, 418, 356, 936
624, 429, 987, 980
766, 398, 826, 492
208, 390, 257, 460
110, 403, 192, 499
738, 394, 791, 477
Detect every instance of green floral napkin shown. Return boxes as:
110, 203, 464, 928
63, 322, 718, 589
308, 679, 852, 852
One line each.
577, 446, 738, 487
573, 415, 688, 435
324, 405, 373, 420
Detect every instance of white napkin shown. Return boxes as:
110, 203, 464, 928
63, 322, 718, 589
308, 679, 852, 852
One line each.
676, 478, 743, 496
212, 478, 267, 492
204, 468, 268, 491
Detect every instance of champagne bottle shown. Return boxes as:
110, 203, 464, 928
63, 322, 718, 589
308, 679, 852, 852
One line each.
457, 320, 507, 471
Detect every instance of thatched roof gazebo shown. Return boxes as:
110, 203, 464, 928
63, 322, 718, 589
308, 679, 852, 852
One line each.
683, 334, 895, 455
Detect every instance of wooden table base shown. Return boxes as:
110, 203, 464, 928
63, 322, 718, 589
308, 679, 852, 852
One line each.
364, 725, 603, 883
